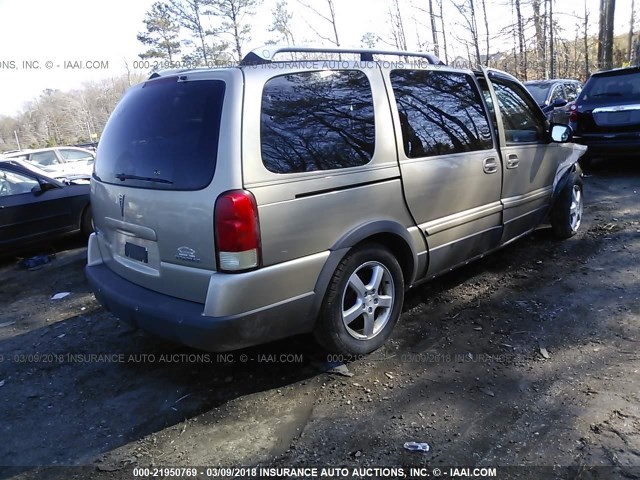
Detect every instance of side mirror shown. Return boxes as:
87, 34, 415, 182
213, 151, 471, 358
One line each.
550, 124, 572, 143
35, 179, 57, 193
552, 98, 568, 108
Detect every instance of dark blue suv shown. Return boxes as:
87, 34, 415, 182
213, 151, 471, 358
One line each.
571, 67, 640, 163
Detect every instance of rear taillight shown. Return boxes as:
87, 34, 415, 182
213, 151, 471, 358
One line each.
569, 104, 577, 123
214, 190, 261, 272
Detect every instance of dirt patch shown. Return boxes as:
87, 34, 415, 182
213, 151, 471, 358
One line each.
1, 160, 640, 479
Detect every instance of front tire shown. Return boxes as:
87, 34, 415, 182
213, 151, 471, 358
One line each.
314, 244, 404, 355
551, 173, 583, 239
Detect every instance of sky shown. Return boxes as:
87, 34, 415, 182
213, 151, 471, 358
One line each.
0, 0, 635, 117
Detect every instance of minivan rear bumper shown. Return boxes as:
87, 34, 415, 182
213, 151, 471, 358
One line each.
86, 235, 329, 351
87, 263, 317, 351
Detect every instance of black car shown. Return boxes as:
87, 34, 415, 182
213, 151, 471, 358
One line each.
0, 160, 93, 251
571, 67, 640, 162
524, 79, 582, 123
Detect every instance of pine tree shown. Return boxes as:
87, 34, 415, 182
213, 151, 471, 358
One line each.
137, 2, 182, 62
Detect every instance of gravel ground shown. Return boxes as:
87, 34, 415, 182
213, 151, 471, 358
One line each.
1, 160, 639, 480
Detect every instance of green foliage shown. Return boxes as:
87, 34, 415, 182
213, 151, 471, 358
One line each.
137, 2, 182, 61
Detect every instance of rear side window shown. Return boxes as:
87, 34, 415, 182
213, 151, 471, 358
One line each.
95, 78, 225, 190
390, 70, 493, 159
261, 70, 375, 174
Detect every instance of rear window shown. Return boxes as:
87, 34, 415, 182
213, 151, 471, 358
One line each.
525, 84, 551, 104
580, 71, 640, 103
95, 78, 225, 190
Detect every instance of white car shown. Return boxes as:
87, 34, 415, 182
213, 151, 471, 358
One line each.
3, 147, 95, 179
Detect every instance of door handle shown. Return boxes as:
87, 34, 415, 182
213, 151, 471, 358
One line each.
506, 154, 520, 169
483, 157, 498, 174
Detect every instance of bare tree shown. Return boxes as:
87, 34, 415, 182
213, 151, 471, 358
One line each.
629, 0, 635, 63
166, 0, 214, 63
598, 0, 617, 69
299, 0, 340, 47
207, 0, 260, 61
514, 0, 527, 79
453, 0, 481, 66
429, 0, 440, 56
584, 1, 590, 77
269, 0, 295, 45
361, 32, 379, 49
388, 0, 408, 51
438, 0, 449, 63
480, 0, 490, 65
549, 0, 555, 78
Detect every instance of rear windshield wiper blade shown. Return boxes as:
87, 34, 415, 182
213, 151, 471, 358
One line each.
115, 173, 173, 184
593, 92, 623, 97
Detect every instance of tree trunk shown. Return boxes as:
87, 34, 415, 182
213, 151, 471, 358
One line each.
429, 0, 440, 56
549, 0, 555, 78
604, 0, 616, 69
438, 0, 449, 63
481, 0, 490, 65
598, 0, 606, 67
515, 0, 527, 79
628, 0, 635, 63
584, 0, 590, 78
532, 0, 545, 78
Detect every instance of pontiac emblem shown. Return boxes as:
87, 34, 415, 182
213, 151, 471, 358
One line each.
118, 194, 125, 217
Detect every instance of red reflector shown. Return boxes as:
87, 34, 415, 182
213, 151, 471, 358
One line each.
214, 190, 261, 271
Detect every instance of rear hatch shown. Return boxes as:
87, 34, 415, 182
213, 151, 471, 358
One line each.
91, 69, 242, 304
575, 68, 640, 135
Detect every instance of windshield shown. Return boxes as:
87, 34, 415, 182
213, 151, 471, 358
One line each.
524, 84, 551, 105
580, 71, 640, 102
95, 77, 226, 191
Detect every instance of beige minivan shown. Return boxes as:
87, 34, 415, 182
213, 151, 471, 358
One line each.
86, 46, 587, 355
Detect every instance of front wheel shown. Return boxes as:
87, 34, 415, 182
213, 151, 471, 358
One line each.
314, 244, 404, 355
551, 173, 583, 239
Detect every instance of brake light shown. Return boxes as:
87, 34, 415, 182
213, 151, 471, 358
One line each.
214, 190, 261, 272
569, 104, 577, 123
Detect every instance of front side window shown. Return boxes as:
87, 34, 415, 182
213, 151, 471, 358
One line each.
0, 169, 39, 196
261, 70, 375, 174
492, 80, 546, 143
390, 70, 493, 159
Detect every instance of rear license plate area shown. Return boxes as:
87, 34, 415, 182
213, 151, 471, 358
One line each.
609, 111, 631, 123
125, 242, 148, 263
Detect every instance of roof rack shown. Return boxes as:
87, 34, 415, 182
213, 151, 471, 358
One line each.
240, 46, 445, 66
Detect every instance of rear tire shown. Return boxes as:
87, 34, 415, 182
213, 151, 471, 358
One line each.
81, 206, 94, 238
314, 244, 404, 355
551, 173, 583, 239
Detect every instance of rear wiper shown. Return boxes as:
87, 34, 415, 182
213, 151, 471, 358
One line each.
115, 173, 173, 184
593, 92, 623, 97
